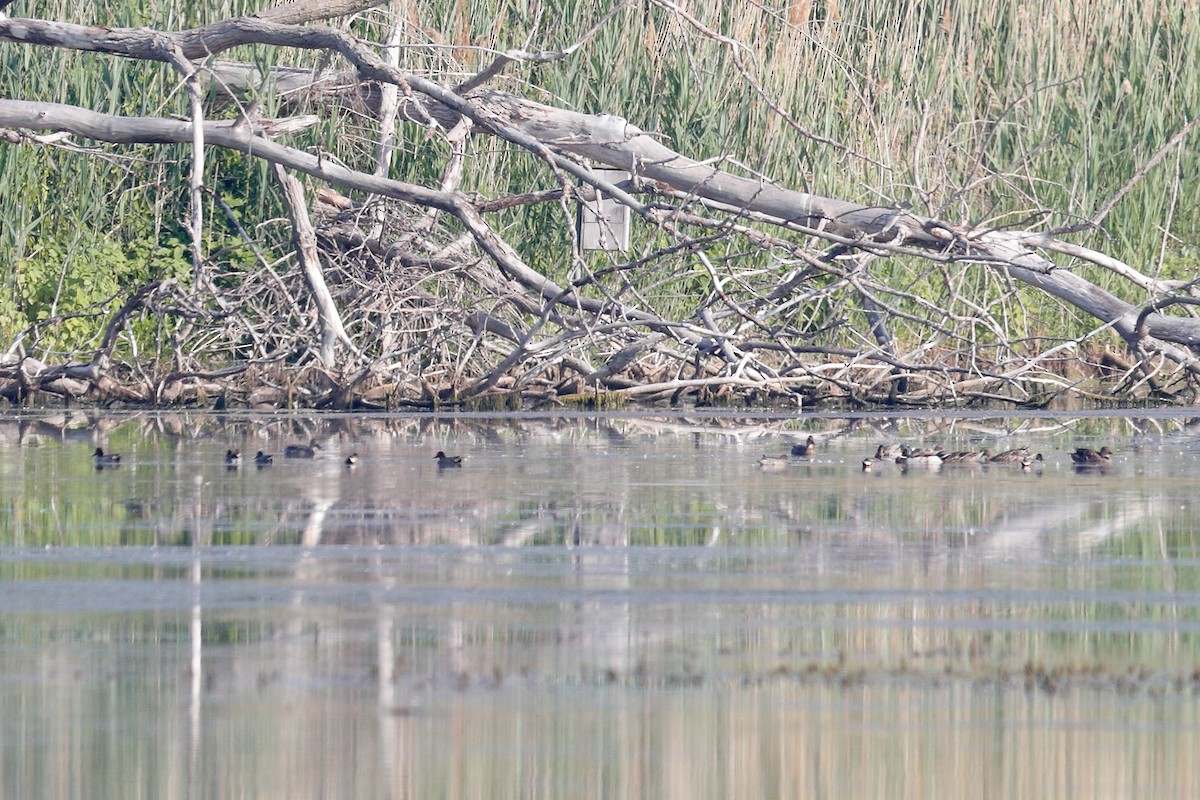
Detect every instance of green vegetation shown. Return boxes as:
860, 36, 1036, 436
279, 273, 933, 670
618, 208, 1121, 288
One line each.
0, 0, 1196, 381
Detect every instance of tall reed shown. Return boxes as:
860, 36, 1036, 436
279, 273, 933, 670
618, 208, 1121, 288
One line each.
0, 0, 1194, 352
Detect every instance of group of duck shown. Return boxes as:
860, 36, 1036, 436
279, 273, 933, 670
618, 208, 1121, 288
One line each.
863, 444, 1047, 472
759, 435, 1115, 473
867, 444, 1114, 472
222, 442, 335, 468
93, 444, 464, 470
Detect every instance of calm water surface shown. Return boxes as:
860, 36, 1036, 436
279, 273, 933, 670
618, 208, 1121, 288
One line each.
2, 410, 1200, 799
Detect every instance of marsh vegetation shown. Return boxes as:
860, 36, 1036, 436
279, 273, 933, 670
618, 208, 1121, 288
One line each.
0, 1, 1198, 409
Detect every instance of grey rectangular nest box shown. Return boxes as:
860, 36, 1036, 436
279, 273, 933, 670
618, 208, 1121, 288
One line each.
578, 168, 631, 252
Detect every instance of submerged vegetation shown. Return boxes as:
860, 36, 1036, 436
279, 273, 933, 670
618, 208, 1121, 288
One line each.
0, 0, 1197, 408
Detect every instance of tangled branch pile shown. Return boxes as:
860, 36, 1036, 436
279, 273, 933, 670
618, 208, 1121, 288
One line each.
1, 0, 1198, 409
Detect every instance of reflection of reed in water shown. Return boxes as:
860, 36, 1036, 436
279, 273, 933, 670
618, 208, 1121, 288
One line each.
1, 413, 1193, 553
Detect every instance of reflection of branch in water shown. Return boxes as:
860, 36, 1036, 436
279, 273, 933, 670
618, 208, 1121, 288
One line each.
498, 517, 550, 548
301, 499, 333, 547
736, 484, 1171, 560
953, 417, 1081, 439
977, 498, 1162, 554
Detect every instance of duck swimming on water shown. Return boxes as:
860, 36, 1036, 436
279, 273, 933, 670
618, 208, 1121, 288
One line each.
791, 435, 818, 457
988, 447, 1029, 464
895, 445, 943, 468
94, 448, 121, 467
1071, 446, 1113, 465
758, 454, 790, 471
1021, 454, 1045, 472
940, 448, 990, 465
285, 441, 319, 459
434, 451, 463, 469
874, 444, 903, 460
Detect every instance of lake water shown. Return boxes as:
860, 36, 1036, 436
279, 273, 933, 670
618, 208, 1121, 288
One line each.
2, 409, 1199, 799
